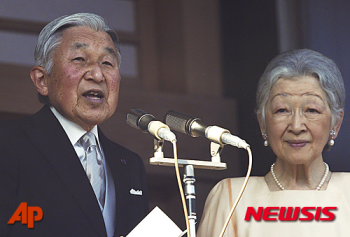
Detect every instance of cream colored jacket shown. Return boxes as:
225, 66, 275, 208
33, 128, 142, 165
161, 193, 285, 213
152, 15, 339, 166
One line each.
197, 173, 350, 237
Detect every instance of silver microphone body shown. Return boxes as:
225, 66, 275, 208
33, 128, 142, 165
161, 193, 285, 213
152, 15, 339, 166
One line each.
164, 110, 249, 149
127, 109, 176, 142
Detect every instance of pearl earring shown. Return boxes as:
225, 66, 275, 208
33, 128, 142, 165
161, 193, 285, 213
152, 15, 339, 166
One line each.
262, 132, 268, 147
328, 130, 336, 146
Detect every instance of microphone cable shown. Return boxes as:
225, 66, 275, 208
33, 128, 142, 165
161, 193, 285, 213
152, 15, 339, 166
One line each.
172, 140, 191, 237
219, 146, 253, 237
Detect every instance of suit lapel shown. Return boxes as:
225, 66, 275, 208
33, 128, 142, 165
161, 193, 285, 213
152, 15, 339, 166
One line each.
98, 130, 129, 234
23, 106, 107, 237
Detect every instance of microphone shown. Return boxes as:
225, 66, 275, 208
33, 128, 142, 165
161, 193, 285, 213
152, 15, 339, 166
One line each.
126, 108, 176, 142
164, 110, 249, 149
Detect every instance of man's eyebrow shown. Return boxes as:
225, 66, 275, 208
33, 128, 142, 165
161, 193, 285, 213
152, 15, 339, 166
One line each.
104, 47, 118, 59
70, 43, 117, 59
71, 42, 89, 50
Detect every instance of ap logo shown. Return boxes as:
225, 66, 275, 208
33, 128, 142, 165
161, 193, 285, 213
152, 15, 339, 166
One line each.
8, 202, 43, 228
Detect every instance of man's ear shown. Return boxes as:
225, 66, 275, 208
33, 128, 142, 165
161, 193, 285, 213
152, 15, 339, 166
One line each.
30, 66, 48, 96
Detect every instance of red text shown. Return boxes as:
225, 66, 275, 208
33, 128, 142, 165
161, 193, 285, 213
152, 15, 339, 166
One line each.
244, 206, 336, 221
8, 202, 43, 228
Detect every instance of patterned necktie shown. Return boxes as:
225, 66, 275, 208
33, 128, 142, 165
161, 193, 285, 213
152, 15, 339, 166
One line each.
80, 132, 106, 208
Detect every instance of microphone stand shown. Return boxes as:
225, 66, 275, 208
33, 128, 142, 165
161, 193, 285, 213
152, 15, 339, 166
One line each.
150, 140, 227, 170
150, 138, 227, 237
183, 165, 196, 237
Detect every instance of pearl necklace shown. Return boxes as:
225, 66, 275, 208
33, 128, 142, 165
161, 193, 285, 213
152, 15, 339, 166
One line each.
270, 162, 329, 191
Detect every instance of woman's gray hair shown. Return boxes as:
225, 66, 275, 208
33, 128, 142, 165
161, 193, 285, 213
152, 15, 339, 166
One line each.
34, 13, 121, 104
256, 49, 345, 130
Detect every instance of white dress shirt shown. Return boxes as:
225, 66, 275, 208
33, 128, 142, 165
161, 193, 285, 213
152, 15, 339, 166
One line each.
50, 107, 116, 237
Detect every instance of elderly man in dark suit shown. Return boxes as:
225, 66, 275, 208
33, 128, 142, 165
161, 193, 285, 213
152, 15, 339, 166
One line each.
0, 13, 149, 237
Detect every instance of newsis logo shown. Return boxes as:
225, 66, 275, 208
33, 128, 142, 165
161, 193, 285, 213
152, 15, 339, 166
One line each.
8, 202, 43, 228
245, 206, 337, 221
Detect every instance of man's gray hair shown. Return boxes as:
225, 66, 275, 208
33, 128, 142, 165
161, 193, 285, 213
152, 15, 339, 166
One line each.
34, 13, 121, 104
256, 49, 345, 131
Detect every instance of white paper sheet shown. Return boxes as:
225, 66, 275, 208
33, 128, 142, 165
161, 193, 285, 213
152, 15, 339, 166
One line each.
126, 206, 184, 237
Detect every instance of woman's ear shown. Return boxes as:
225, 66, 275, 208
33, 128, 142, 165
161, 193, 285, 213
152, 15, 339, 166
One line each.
332, 111, 344, 139
257, 115, 265, 135
30, 66, 49, 96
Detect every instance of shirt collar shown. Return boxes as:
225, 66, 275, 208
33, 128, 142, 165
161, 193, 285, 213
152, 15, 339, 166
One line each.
50, 106, 99, 146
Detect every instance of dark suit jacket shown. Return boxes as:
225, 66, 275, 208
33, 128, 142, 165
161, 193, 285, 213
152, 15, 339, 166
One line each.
0, 106, 149, 237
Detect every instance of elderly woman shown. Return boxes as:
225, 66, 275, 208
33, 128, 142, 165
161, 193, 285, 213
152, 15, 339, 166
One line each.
197, 49, 349, 237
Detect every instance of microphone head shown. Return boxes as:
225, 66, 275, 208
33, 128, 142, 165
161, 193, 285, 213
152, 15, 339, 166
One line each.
126, 108, 155, 132
164, 110, 207, 137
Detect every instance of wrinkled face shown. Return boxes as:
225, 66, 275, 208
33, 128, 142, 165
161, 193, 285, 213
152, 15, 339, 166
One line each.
263, 76, 333, 165
45, 26, 120, 131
